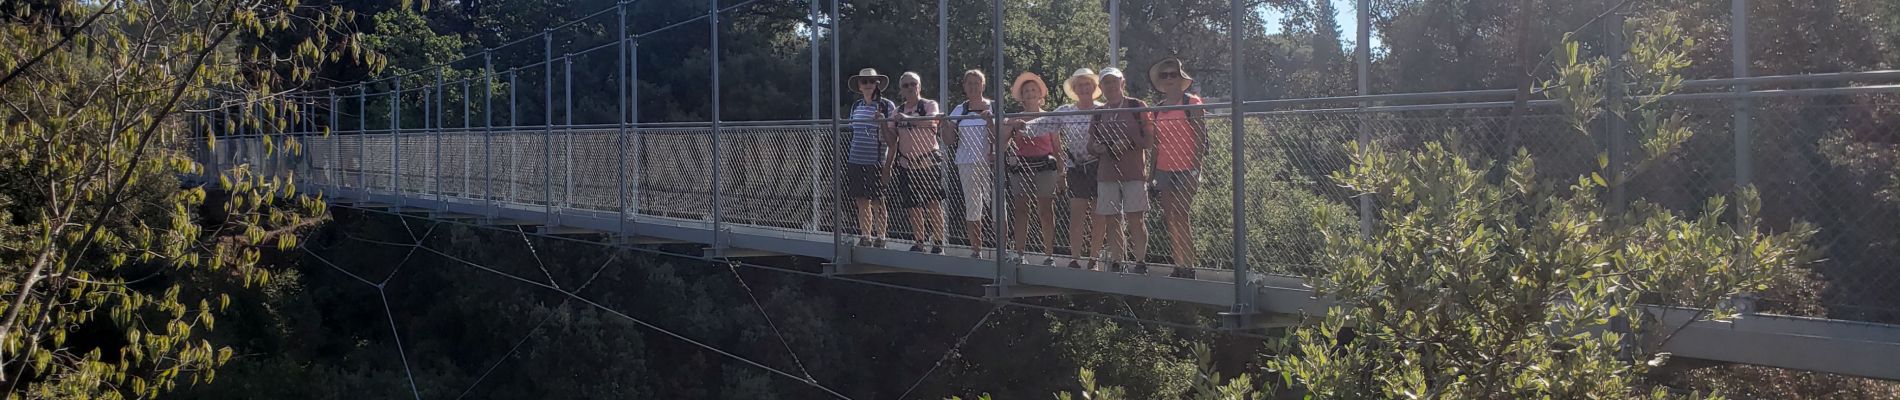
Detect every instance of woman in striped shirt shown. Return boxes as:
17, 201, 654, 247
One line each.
845, 68, 899, 247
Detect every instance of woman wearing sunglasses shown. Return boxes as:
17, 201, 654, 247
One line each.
844, 68, 899, 248
1148, 58, 1206, 279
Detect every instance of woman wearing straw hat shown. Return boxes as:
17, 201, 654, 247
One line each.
1148, 58, 1206, 279
1003, 72, 1063, 265
844, 68, 899, 248
1053, 68, 1107, 270
942, 69, 998, 259
890, 71, 948, 254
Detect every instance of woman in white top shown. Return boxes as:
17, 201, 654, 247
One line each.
1053, 68, 1106, 270
941, 69, 997, 258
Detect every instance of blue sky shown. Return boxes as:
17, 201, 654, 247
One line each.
1259, 0, 1381, 51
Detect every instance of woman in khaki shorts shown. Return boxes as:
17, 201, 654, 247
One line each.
1004, 72, 1062, 265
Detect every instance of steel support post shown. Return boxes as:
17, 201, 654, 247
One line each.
809, 0, 824, 231
1109, 0, 1120, 68
393, 76, 403, 199
710, 0, 725, 250
485, 51, 496, 212
509, 69, 519, 204
1731, 0, 1751, 190
464, 74, 473, 196
1605, 10, 1627, 213
1229, 0, 1253, 322
331, 90, 340, 188
564, 54, 574, 210
1602, 4, 1635, 359
1355, 0, 1372, 238
433, 72, 443, 198
1728, 0, 1757, 315
630, 41, 642, 218
619, 3, 631, 229
829, 0, 843, 258
544, 31, 555, 219
937, 0, 948, 109
360, 86, 368, 189
991, 0, 1008, 280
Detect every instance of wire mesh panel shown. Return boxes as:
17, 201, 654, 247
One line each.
565, 128, 620, 213
636, 127, 716, 222
1717, 94, 1900, 322
939, 118, 1001, 257
399, 130, 435, 197
714, 124, 838, 235
435, 130, 478, 200
361, 133, 395, 192
305, 134, 341, 188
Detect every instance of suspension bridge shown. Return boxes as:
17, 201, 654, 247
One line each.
195, 0, 1900, 386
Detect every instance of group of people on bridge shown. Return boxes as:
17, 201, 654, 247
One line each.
839, 59, 1208, 278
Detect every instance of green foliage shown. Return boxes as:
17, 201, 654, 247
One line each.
0, 0, 350, 396
1270, 14, 1817, 399
1192, 119, 1357, 274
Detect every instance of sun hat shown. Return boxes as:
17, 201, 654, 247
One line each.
1148, 58, 1194, 92
1062, 68, 1103, 102
1098, 67, 1126, 81
848, 68, 889, 91
1012, 72, 1048, 102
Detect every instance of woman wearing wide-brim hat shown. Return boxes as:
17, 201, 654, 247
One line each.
1053, 68, 1107, 269
1002, 72, 1063, 265
843, 67, 899, 248
1147, 58, 1206, 279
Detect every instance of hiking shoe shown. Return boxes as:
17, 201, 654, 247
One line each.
874, 237, 887, 247
1067, 260, 1084, 269
930, 244, 944, 254
909, 244, 926, 252
1131, 262, 1149, 275
1169, 267, 1197, 279
856, 237, 873, 247
1042, 257, 1057, 266
1108, 262, 1125, 273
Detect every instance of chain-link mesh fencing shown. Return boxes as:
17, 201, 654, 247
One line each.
229, 85, 1900, 326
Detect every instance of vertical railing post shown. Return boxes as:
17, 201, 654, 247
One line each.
432, 72, 443, 199
710, 0, 725, 250
210, 102, 222, 179
393, 76, 403, 200
544, 30, 555, 220
1108, 0, 1120, 68
564, 53, 575, 211
484, 51, 496, 214
1728, 0, 1757, 316
809, 0, 824, 231
936, 0, 947, 113
1731, 0, 1751, 191
464, 73, 473, 196
829, 0, 843, 258
331, 89, 340, 189
630, 40, 643, 219
1229, 0, 1252, 325
991, 0, 1009, 282
509, 69, 519, 204
1355, 0, 1372, 238
619, 2, 631, 231
359, 86, 368, 190
1605, 9, 1627, 213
